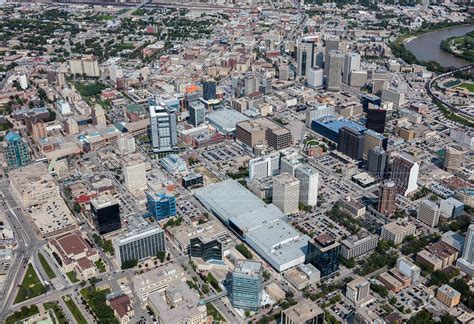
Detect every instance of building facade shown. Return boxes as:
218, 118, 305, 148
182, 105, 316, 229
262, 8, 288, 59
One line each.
229, 260, 263, 311
306, 234, 340, 277
2, 131, 31, 168
146, 192, 177, 221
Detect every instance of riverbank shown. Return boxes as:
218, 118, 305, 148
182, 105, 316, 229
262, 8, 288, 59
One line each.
440, 30, 474, 63
390, 21, 474, 72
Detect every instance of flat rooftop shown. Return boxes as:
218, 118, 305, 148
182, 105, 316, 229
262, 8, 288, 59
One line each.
194, 179, 309, 272
235, 260, 262, 276
312, 115, 367, 133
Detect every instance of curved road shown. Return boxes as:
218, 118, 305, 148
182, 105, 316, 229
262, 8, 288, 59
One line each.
426, 64, 474, 121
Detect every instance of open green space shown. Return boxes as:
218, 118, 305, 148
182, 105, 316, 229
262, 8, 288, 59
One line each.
38, 252, 57, 279
80, 287, 118, 323
206, 303, 225, 322
44, 301, 67, 324
66, 271, 79, 283
6, 305, 39, 324
63, 296, 87, 324
14, 264, 46, 304
459, 82, 474, 92
95, 259, 106, 273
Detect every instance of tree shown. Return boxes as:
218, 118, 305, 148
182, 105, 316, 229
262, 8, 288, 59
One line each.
201, 284, 209, 294
407, 309, 434, 324
440, 314, 456, 324
121, 259, 138, 269
156, 251, 166, 263
73, 203, 81, 213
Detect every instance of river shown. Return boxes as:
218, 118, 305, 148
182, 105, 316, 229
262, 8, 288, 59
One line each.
405, 24, 474, 68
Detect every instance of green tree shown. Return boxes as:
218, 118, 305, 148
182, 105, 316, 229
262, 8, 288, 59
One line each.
121, 259, 138, 269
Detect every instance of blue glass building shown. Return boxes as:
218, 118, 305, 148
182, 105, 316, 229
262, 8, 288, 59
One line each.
2, 131, 31, 168
311, 116, 366, 143
146, 192, 177, 221
306, 234, 340, 277
229, 260, 262, 311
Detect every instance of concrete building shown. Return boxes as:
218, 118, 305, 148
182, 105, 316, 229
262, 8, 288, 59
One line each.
305, 105, 335, 127
148, 282, 207, 324
443, 144, 464, 172
436, 285, 461, 307
236, 118, 293, 150
285, 263, 320, 290
341, 233, 378, 259
456, 224, 474, 276
378, 180, 397, 216
391, 155, 419, 196
294, 165, 319, 207
326, 50, 344, 91
306, 234, 340, 277
248, 153, 280, 180
439, 197, 464, 219
297, 39, 315, 77
349, 70, 368, 88
308, 67, 324, 88
69, 55, 100, 77
281, 300, 324, 324
273, 173, 300, 214
338, 197, 366, 218
381, 88, 405, 108
343, 52, 361, 85
118, 134, 136, 154
417, 199, 440, 227
229, 260, 263, 311
193, 180, 310, 272
2, 131, 31, 169
380, 221, 416, 244
132, 264, 185, 302
324, 35, 340, 75
378, 270, 410, 293
114, 215, 165, 267
346, 277, 370, 303
363, 129, 387, 160
367, 147, 388, 179
49, 231, 99, 281
123, 160, 147, 193
91, 105, 106, 127
396, 257, 420, 283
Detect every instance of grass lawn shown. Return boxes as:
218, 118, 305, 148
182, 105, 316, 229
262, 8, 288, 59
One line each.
95, 259, 106, 273
206, 304, 225, 322
459, 82, 474, 92
6, 305, 39, 324
14, 264, 46, 304
80, 287, 118, 323
62, 296, 87, 324
44, 302, 67, 324
38, 252, 57, 279
66, 271, 79, 283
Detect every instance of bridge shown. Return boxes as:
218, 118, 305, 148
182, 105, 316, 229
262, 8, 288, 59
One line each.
198, 289, 228, 305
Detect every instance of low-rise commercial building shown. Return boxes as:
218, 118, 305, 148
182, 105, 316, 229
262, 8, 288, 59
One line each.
341, 233, 378, 259
280, 300, 324, 324
380, 221, 416, 245
132, 264, 185, 302
436, 284, 461, 307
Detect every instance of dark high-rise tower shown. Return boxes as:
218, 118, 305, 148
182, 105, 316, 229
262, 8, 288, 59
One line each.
366, 108, 387, 134
337, 127, 365, 160
203, 79, 217, 101
306, 234, 340, 277
367, 147, 388, 179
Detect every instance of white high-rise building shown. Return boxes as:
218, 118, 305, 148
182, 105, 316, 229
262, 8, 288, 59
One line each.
397, 257, 421, 283
123, 161, 147, 193
391, 155, 419, 196
294, 165, 319, 207
118, 134, 136, 154
305, 105, 335, 127
297, 40, 315, 77
324, 36, 340, 76
463, 224, 474, 263
326, 50, 344, 91
91, 104, 106, 127
349, 70, 368, 88
381, 88, 405, 109
19, 74, 28, 90
417, 199, 440, 227
248, 153, 280, 180
342, 53, 361, 85
69, 55, 100, 77
110, 64, 123, 82
307, 67, 324, 88
456, 224, 474, 276
149, 100, 177, 152
273, 173, 300, 215
346, 278, 370, 303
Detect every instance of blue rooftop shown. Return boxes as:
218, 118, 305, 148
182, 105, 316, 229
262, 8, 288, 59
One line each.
5, 131, 21, 143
